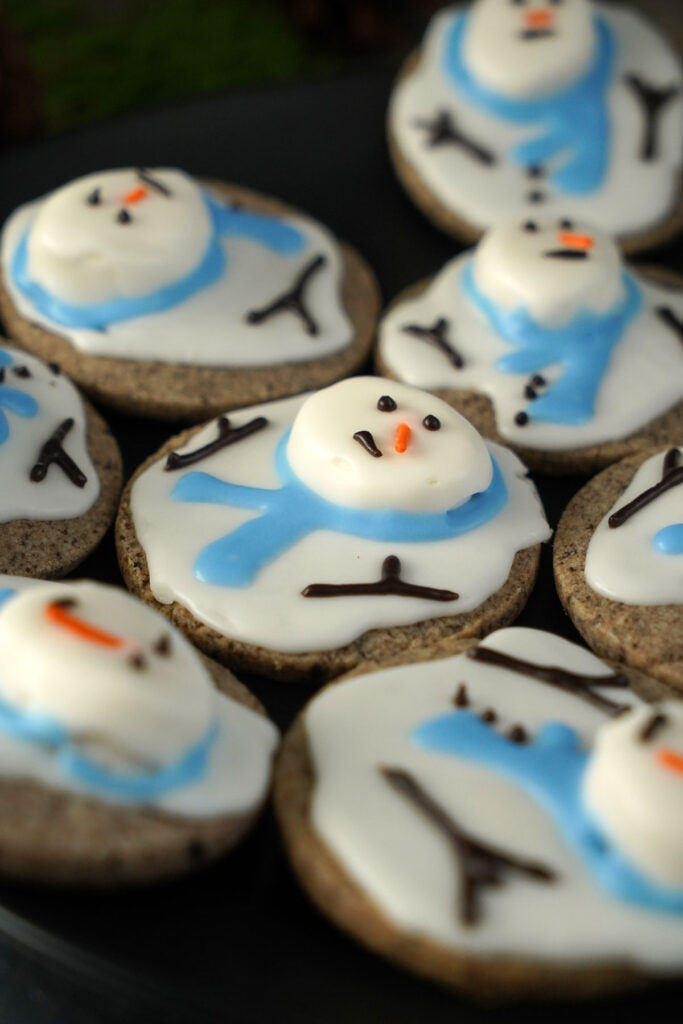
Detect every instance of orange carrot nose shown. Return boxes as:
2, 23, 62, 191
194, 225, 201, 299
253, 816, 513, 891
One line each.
45, 600, 124, 648
122, 186, 148, 205
657, 748, 683, 775
558, 231, 594, 250
394, 422, 411, 454
523, 8, 554, 29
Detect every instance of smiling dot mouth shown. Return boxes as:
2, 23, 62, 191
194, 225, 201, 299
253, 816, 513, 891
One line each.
543, 249, 589, 260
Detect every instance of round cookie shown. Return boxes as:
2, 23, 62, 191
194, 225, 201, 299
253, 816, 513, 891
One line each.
376, 217, 683, 475
116, 377, 550, 681
555, 446, 683, 690
388, 0, 683, 251
0, 341, 122, 577
0, 576, 278, 886
0, 168, 380, 421
274, 627, 682, 1000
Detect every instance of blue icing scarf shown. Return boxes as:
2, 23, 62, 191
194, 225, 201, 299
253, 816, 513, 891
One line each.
444, 14, 615, 195
462, 262, 642, 425
10, 191, 305, 332
0, 348, 39, 444
171, 430, 508, 587
413, 710, 683, 915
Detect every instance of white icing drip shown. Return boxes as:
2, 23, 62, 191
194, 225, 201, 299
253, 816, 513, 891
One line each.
129, 391, 550, 654
306, 627, 683, 968
585, 447, 683, 605
0, 171, 354, 368
0, 346, 100, 522
378, 255, 683, 451
389, 4, 683, 236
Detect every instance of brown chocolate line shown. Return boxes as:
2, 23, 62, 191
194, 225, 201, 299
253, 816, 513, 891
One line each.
639, 711, 668, 743
414, 110, 496, 166
380, 767, 555, 926
246, 254, 326, 336
136, 168, 172, 196
29, 418, 87, 488
657, 306, 683, 344
663, 448, 680, 477
543, 249, 588, 260
608, 464, 683, 529
352, 430, 382, 458
302, 554, 459, 601
401, 317, 464, 369
165, 415, 268, 471
623, 75, 680, 161
466, 646, 630, 717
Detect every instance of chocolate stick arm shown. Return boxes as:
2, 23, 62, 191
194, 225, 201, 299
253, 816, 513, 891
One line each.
624, 74, 680, 160
246, 254, 326, 336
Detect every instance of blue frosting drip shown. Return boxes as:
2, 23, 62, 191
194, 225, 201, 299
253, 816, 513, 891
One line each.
413, 710, 683, 914
171, 430, 508, 587
654, 524, 683, 555
444, 14, 615, 194
9, 191, 305, 331
0, 589, 16, 609
0, 347, 39, 444
462, 263, 643, 425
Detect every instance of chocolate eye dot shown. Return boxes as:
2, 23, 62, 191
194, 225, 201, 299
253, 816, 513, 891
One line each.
560, 218, 574, 230
86, 188, 101, 206
117, 208, 132, 225
523, 221, 538, 233
423, 414, 441, 431
377, 395, 397, 412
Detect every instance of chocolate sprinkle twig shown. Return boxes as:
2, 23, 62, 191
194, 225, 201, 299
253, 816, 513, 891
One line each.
30, 418, 87, 488
302, 555, 459, 601
381, 767, 555, 926
136, 168, 172, 196
414, 110, 496, 166
608, 450, 683, 529
623, 74, 680, 160
246, 254, 326, 336
656, 305, 683, 344
165, 416, 268, 471
401, 317, 464, 369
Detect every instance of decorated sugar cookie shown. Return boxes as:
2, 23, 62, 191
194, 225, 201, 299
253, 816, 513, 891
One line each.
0, 575, 278, 885
0, 168, 380, 420
377, 217, 683, 474
555, 447, 683, 689
117, 377, 550, 681
0, 342, 122, 577
388, 0, 683, 248
275, 627, 683, 998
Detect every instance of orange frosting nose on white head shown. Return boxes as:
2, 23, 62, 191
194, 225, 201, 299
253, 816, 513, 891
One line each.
472, 216, 624, 327
286, 377, 494, 513
464, 0, 595, 99
583, 703, 683, 888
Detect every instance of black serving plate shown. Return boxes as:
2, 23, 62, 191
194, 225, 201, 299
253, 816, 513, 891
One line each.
0, 56, 681, 1024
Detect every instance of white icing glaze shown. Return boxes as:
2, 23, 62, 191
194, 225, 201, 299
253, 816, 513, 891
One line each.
464, 0, 595, 99
389, 4, 683, 235
287, 377, 492, 512
0, 168, 353, 367
129, 389, 550, 654
0, 579, 278, 818
585, 447, 683, 605
306, 627, 683, 969
583, 703, 683, 888
0, 345, 100, 522
473, 218, 623, 326
378, 251, 683, 451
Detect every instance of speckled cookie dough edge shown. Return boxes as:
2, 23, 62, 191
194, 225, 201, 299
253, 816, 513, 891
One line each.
0, 180, 382, 422
115, 419, 543, 683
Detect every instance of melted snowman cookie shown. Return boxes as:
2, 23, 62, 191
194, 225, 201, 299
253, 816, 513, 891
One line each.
118, 377, 550, 680
377, 217, 683, 473
275, 627, 683, 998
0, 169, 380, 420
0, 577, 278, 884
389, 0, 683, 247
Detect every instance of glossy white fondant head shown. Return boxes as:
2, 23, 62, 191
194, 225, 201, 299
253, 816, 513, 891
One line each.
464, 0, 595, 99
26, 168, 211, 305
472, 217, 624, 326
286, 377, 493, 513
0, 581, 215, 770
583, 703, 683, 888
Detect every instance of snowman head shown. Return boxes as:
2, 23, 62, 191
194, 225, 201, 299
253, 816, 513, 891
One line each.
26, 168, 212, 306
0, 581, 215, 772
464, 0, 595, 98
286, 377, 493, 513
583, 703, 683, 888
472, 217, 624, 327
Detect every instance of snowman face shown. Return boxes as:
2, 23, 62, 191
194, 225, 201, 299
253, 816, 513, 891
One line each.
286, 377, 493, 513
464, 0, 595, 99
26, 168, 212, 306
583, 703, 683, 888
472, 217, 624, 327
0, 581, 214, 769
